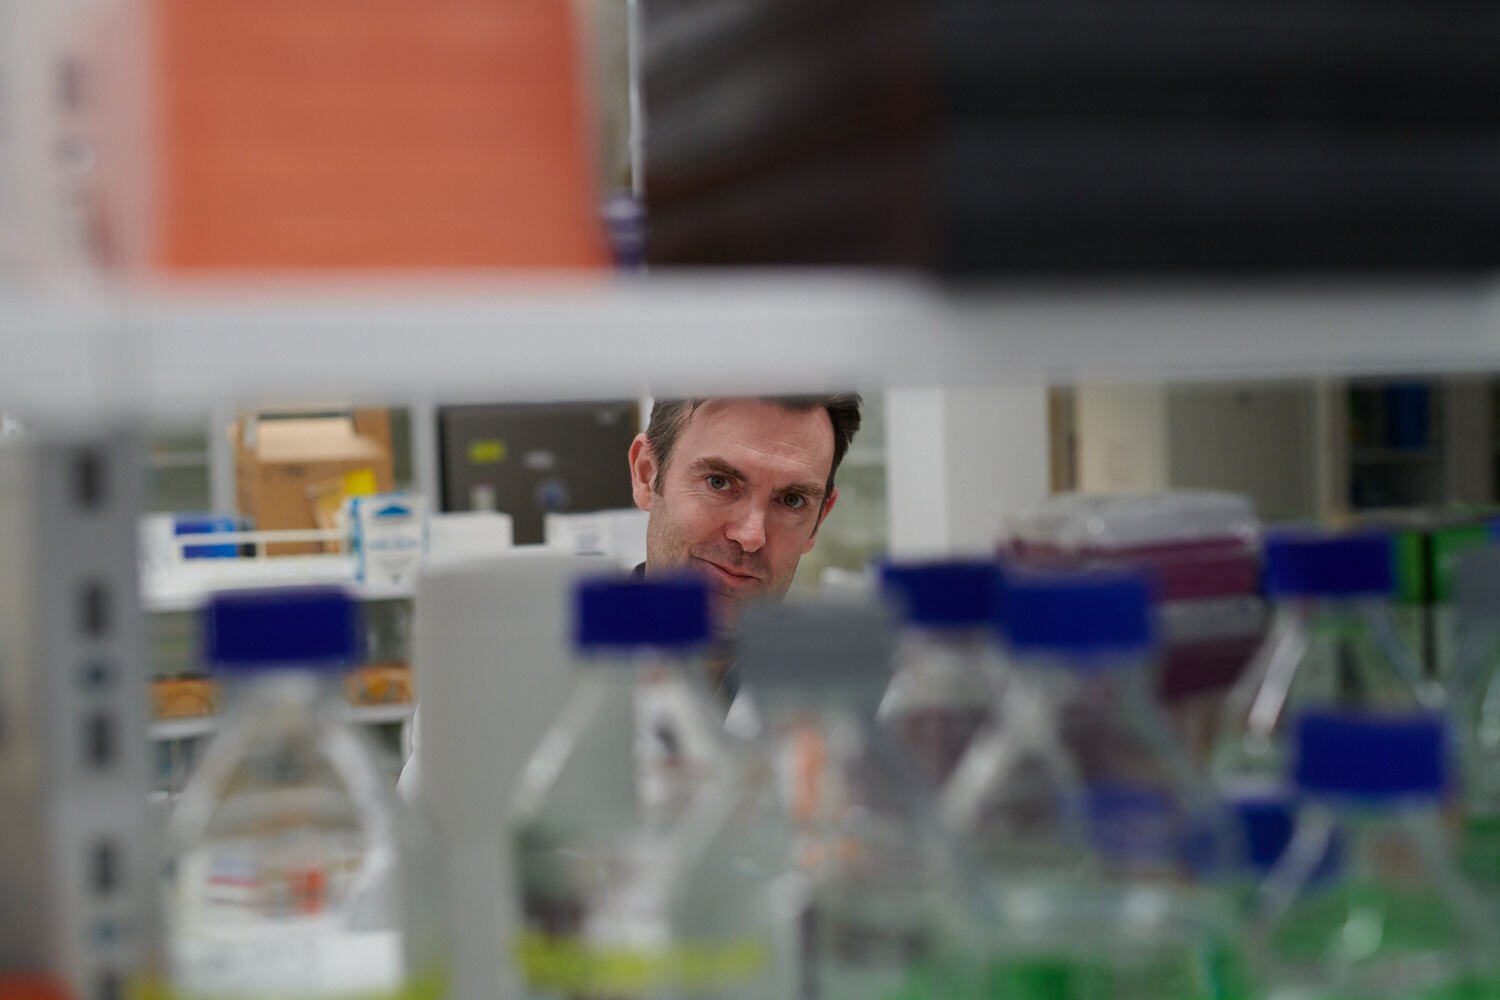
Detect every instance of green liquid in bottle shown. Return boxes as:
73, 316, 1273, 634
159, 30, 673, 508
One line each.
1264, 882, 1496, 1000
980, 933, 1249, 1000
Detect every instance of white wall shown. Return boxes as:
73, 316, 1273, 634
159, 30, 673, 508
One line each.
885, 385, 1049, 556
1165, 383, 1319, 520
1074, 382, 1322, 521
1075, 385, 1169, 493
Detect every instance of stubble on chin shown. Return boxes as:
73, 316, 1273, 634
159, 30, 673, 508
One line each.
707, 592, 739, 636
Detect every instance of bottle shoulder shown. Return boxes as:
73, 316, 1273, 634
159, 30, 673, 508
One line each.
511, 672, 741, 839
1256, 810, 1495, 977
169, 706, 394, 848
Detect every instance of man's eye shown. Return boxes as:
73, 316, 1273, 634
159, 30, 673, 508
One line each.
707, 475, 731, 491
783, 493, 808, 510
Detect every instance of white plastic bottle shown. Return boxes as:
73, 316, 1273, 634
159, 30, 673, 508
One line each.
509, 576, 770, 1000
877, 559, 1004, 790
161, 587, 443, 1000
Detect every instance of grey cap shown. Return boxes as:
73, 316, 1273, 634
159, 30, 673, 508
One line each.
1456, 546, 1500, 622
737, 597, 897, 690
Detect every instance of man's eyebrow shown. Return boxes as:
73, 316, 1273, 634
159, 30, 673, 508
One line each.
687, 456, 746, 480
780, 481, 826, 500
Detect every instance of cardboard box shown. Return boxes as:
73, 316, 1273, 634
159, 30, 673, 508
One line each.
234, 414, 393, 555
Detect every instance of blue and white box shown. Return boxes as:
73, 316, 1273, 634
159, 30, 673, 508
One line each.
349, 494, 427, 587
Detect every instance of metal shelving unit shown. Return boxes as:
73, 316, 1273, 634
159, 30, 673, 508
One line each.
7, 267, 1500, 998
146, 704, 414, 744
10, 274, 1500, 422
0, 432, 152, 1000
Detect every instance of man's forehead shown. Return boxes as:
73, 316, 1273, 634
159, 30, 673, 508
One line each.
678, 399, 835, 474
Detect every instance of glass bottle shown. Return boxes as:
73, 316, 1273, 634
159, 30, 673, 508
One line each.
877, 559, 1004, 790
1255, 711, 1497, 999
1214, 530, 1439, 792
945, 567, 1246, 1000
161, 587, 444, 1000
1449, 546, 1500, 901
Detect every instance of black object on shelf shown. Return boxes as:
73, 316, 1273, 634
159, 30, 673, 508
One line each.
436, 402, 640, 546
642, 0, 1500, 273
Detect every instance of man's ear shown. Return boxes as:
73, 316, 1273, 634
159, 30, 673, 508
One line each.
629, 434, 658, 512
804, 486, 839, 552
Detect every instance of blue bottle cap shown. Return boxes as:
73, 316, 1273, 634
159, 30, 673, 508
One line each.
880, 559, 998, 628
1294, 711, 1446, 798
174, 514, 241, 560
575, 576, 710, 651
1226, 792, 1295, 874
205, 587, 359, 671
1263, 531, 1393, 598
1002, 567, 1155, 661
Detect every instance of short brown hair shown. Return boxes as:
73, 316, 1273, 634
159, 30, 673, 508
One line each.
645, 395, 863, 498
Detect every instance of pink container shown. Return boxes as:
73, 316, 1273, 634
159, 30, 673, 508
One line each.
1001, 492, 1266, 705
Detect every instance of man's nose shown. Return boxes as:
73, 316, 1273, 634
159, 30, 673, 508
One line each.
725, 499, 768, 553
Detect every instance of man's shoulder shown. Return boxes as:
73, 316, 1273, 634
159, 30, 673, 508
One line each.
632, 562, 646, 578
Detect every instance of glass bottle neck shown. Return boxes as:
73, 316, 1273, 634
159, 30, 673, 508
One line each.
220, 668, 343, 711
756, 686, 883, 731
1278, 594, 1397, 625
1002, 655, 1155, 699
884, 626, 999, 703
1284, 795, 1452, 889
900, 623, 995, 655
1263, 595, 1435, 706
579, 647, 720, 704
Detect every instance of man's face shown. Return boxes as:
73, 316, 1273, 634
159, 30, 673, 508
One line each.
630, 399, 839, 626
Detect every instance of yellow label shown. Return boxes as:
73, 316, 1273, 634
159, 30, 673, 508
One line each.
343, 468, 380, 497
133, 972, 447, 1000
468, 440, 507, 465
515, 930, 767, 994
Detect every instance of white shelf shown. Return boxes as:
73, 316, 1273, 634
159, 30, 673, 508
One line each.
142, 557, 413, 612
346, 704, 417, 726
147, 703, 414, 742
146, 717, 217, 741
9, 272, 1500, 421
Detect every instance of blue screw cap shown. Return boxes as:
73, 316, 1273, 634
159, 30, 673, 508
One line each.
1294, 711, 1446, 798
575, 576, 711, 650
1263, 531, 1394, 598
1002, 567, 1156, 661
880, 559, 999, 628
205, 587, 359, 672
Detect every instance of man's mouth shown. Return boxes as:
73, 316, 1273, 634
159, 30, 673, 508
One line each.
694, 557, 761, 589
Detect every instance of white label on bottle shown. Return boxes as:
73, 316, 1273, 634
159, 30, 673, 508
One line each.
171, 920, 401, 998
169, 839, 403, 998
